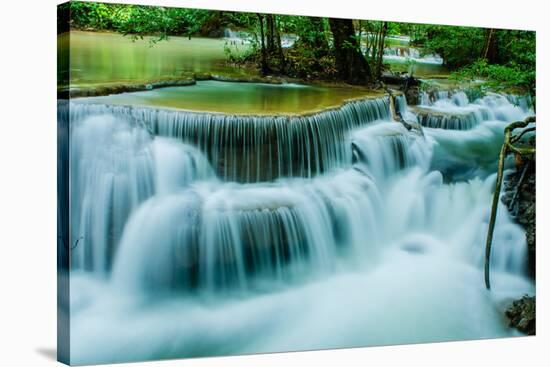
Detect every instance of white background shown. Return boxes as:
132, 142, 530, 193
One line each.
0, 0, 547, 366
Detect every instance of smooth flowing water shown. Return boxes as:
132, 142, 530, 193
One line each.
59, 88, 534, 365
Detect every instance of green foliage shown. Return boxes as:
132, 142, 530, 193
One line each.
68, 1, 212, 40
223, 41, 256, 66
69, 1, 121, 30
386, 22, 416, 36
493, 30, 535, 70
409, 25, 535, 97
415, 25, 485, 69
285, 47, 336, 79
451, 59, 535, 99
116, 6, 174, 42
462, 86, 487, 102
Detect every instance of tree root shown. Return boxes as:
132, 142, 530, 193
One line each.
509, 160, 531, 216
484, 116, 535, 290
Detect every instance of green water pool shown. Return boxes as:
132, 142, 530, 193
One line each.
76, 80, 381, 115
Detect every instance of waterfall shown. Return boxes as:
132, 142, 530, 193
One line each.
352, 122, 431, 180
112, 169, 382, 294
394, 94, 419, 123
69, 112, 214, 274
224, 28, 252, 42
417, 109, 493, 130
417, 91, 532, 130
382, 46, 443, 65
419, 90, 452, 106
66, 97, 390, 182
61, 87, 534, 364
223, 28, 238, 39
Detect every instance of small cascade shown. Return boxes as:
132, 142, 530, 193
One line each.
417, 110, 490, 130
280, 34, 299, 48
67, 97, 390, 182
112, 170, 382, 294
476, 93, 532, 122
384, 46, 420, 58
394, 94, 419, 123
451, 91, 470, 107
506, 94, 533, 111
383, 46, 443, 65
419, 90, 451, 106
223, 28, 238, 39
352, 122, 431, 180
416, 91, 532, 130
223, 28, 250, 44
69, 113, 214, 274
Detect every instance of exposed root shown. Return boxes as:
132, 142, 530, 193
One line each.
484, 116, 535, 290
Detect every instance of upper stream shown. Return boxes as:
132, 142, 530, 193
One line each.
58, 30, 449, 87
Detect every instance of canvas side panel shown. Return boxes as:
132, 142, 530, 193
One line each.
57, 2, 71, 365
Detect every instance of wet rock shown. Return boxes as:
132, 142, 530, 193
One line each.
62, 77, 197, 98
505, 296, 536, 335
501, 136, 536, 277
380, 73, 420, 105
404, 85, 420, 106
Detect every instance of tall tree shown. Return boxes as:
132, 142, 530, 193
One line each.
375, 22, 388, 79
482, 28, 497, 63
328, 18, 372, 84
274, 16, 287, 73
306, 17, 329, 52
266, 14, 276, 53
256, 14, 270, 75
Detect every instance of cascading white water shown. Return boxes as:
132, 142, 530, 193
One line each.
67, 97, 390, 182
62, 89, 534, 365
352, 122, 429, 180
111, 169, 384, 295
382, 46, 444, 65
224, 28, 297, 48
68, 112, 214, 274
417, 91, 531, 130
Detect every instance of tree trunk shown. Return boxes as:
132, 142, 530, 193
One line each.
375, 22, 388, 79
257, 14, 270, 75
482, 28, 497, 63
266, 14, 276, 53
309, 17, 329, 52
274, 16, 286, 74
328, 18, 372, 85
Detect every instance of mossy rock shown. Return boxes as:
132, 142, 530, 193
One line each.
506, 296, 535, 335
